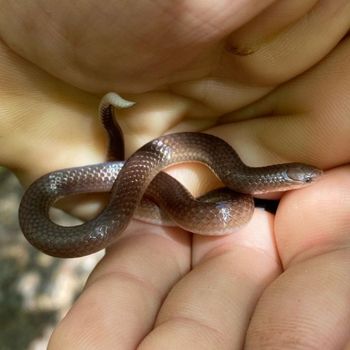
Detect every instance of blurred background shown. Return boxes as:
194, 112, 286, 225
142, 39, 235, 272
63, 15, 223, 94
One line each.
0, 167, 102, 350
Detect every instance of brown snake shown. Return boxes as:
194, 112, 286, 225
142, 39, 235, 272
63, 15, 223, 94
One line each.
18, 93, 322, 258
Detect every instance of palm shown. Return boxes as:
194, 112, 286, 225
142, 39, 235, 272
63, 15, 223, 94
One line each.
0, 1, 349, 349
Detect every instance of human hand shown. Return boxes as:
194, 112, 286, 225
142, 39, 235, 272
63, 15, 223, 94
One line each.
0, 1, 349, 348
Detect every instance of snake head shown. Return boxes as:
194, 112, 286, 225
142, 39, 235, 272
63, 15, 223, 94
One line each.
285, 163, 323, 186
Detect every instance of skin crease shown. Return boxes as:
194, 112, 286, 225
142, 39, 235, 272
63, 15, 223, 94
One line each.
0, 0, 350, 348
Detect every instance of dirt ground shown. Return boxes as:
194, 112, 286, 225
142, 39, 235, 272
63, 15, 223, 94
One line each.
0, 168, 102, 350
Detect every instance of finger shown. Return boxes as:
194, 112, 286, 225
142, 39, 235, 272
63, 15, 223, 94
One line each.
48, 222, 191, 350
173, 1, 350, 112
276, 166, 350, 266
215, 35, 350, 168
228, 0, 318, 49
138, 210, 281, 349
245, 166, 350, 349
225, 0, 350, 85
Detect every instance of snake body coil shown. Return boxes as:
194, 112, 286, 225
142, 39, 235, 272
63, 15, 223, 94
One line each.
18, 94, 322, 258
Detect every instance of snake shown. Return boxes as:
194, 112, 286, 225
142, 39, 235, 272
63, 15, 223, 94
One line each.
18, 92, 322, 258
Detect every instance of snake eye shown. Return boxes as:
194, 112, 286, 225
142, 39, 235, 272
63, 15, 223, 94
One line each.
286, 167, 306, 182
305, 176, 313, 183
